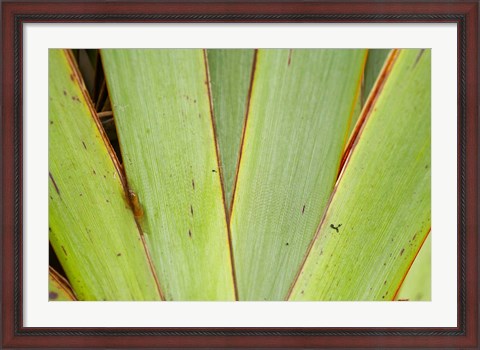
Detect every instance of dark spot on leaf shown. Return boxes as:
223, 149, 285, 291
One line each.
198, 114, 201, 118
82, 141, 87, 149
79, 193, 82, 196
70, 74, 74, 81
400, 248, 405, 256
61, 246, 67, 256
384, 280, 387, 285
93, 169, 96, 175
50, 120, 53, 125
320, 250, 323, 255
106, 199, 109, 203
287, 49, 293, 66
412, 233, 417, 240
300, 290, 304, 295
192, 179, 195, 190
188, 230, 192, 238
413, 49, 426, 68
212, 169, 217, 173
382, 296, 385, 299
285, 242, 289, 246
71, 96, 81, 102
117, 253, 121, 257
194, 99, 197, 103
49, 172, 61, 196
302, 205, 305, 214
383, 262, 386, 266
330, 224, 342, 232
49, 292, 58, 300
190, 205, 194, 216
63, 90, 67, 96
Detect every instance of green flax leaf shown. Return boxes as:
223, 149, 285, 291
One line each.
230, 49, 367, 300
348, 49, 391, 136
207, 49, 255, 212
101, 49, 235, 300
289, 49, 431, 301
49, 49, 161, 301
362, 49, 391, 105
395, 233, 431, 301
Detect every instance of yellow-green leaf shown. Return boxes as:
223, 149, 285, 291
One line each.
207, 49, 255, 212
230, 49, 367, 300
395, 233, 431, 301
289, 49, 431, 301
101, 49, 236, 300
49, 49, 161, 301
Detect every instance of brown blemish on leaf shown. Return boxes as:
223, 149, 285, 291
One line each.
49, 291, 58, 300
188, 230, 192, 238
302, 205, 305, 214
82, 141, 87, 149
190, 205, 194, 216
400, 248, 405, 256
63, 90, 67, 96
61, 246, 67, 256
69, 73, 74, 81
49, 172, 61, 196
92, 169, 96, 175
117, 253, 121, 257
212, 169, 217, 173
287, 49, 293, 66
192, 179, 195, 190
128, 190, 144, 218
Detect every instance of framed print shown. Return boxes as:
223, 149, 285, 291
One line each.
2, 0, 478, 348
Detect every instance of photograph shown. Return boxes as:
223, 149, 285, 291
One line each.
48, 48, 431, 302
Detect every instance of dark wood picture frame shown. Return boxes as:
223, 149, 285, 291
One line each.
2, 0, 478, 348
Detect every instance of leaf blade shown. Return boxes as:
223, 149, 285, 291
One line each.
289, 49, 431, 301
49, 49, 162, 301
207, 49, 255, 212
230, 49, 367, 300
101, 49, 236, 300
49, 267, 76, 301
